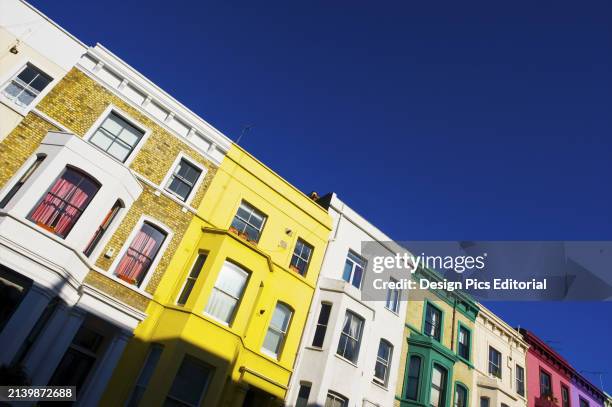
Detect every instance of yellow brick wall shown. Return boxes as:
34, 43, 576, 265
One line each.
0, 67, 219, 301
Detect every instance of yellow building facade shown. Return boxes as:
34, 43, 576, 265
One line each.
102, 145, 332, 406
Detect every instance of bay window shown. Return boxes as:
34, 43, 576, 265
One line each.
430, 364, 447, 407
336, 310, 364, 363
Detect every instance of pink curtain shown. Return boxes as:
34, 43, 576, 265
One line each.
115, 226, 163, 285
29, 169, 97, 237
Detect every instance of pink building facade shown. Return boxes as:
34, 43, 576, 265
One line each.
520, 329, 605, 407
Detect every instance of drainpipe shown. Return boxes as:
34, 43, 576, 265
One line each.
450, 296, 457, 352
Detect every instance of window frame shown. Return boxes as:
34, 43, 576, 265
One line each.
109, 216, 173, 290
579, 397, 590, 407
176, 253, 208, 306
342, 250, 367, 289
336, 309, 365, 364
385, 277, 400, 313
456, 322, 471, 362
229, 200, 267, 243
454, 382, 469, 407
373, 339, 393, 386
164, 354, 213, 407
312, 302, 332, 348
84, 105, 151, 166
422, 300, 443, 342
539, 368, 552, 398
83, 199, 124, 257
405, 354, 422, 401
295, 382, 312, 407
561, 383, 571, 407
516, 364, 525, 397
204, 260, 250, 325
480, 396, 490, 407
161, 152, 207, 204
0, 62, 53, 111
261, 302, 293, 359
289, 238, 314, 276
126, 343, 163, 407
430, 363, 447, 407
325, 391, 348, 407
488, 346, 502, 379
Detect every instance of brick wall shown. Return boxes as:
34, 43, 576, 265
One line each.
0, 67, 219, 303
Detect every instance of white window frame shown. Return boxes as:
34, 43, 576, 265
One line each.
342, 250, 366, 289
83, 199, 128, 262
261, 302, 293, 359
108, 215, 173, 291
325, 391, 348, 407
84, 104, 151, 167
385, 277, 400, 313
0, 61, 55, 115
373, 339, 393, 386
336, 309, 364, 363
289, 237, 313, 276
160, 152, 207, 205
229, 200, 267, 243
204, 261, 249, 325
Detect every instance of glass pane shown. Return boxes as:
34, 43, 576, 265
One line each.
271, 304, 291, 331
215, 263, 247, 297
374, 361, 386, 380
249, 211, 265, 229
205, 290, 237, 322
17, 90, 36, 106
312, 325, 326, 347
107, 141, 131, 162
117, 126, 142, 147
318, 303, 331, 324
352, 265, 363, 288
378, 342, 390, 360
31, 74, 51, 92
236, 204, 251, 221
90, 130, 114, 151
167, 356, 212, 406
3, 82, 23, 98
17, 66, 37, 83
262, 329, 282, 355
102, 114, 124, 136
342, 260, 353, 282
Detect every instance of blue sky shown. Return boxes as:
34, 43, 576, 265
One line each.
30, 0, 612, 392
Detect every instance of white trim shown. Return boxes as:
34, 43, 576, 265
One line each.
83, 104, 152, 167
160, 152, 208, 206
0, 59, 58, 117
107, 215, 174, 291
0, 152, 46, 207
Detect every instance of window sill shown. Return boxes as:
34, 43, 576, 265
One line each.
334, 353, 359, 368
304, 346, 324, 352
371, 379, 389, 391
101, 271, 154, 299
384, 306, 400, 317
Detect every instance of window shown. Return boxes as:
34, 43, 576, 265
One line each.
48, 325, 104, 389
454, 384, 468, 407
230, 201, 266, 243
374, 339, 393, 385
405, 355, 421, 400
28, 167, 99, 238
325, 391, 348, 407
579, 397, 590, 407
516, 365, 525, 396
424, 303, 442, 341
127, 344, 163, 407
502, 404, 510, 407
262, 302, 292, 358
164, 355, 213, 407
89, 111, 145, 162
561, 384, 570, 407
385, 277, 400, 313
312, 303, 331, 347
165, 158, 203, 202
488, 347, 502, 378
336, 310, 364, 363
289, 238, 313, 276
114, 222, 167, 287
296, 383, 311, 407
0, 154, 45, 208
480, 397, 490, 407
457, 325, 470, 360
84, 200, 123, 256
430, 364, 447, 407
2, 64, 52, 107
540, 370, 552, 397
204, 261, 248, 324
342, 250, 366, 289
177, 254, 207, 306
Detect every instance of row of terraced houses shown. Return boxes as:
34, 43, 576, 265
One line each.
0, 1, 609, 406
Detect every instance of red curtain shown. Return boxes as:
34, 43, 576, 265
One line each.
114, 224, 165, 286
29, 169, 98, 237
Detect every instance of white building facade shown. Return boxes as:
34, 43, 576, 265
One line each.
286, 193, 407, 407
473, 304, 529, 407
